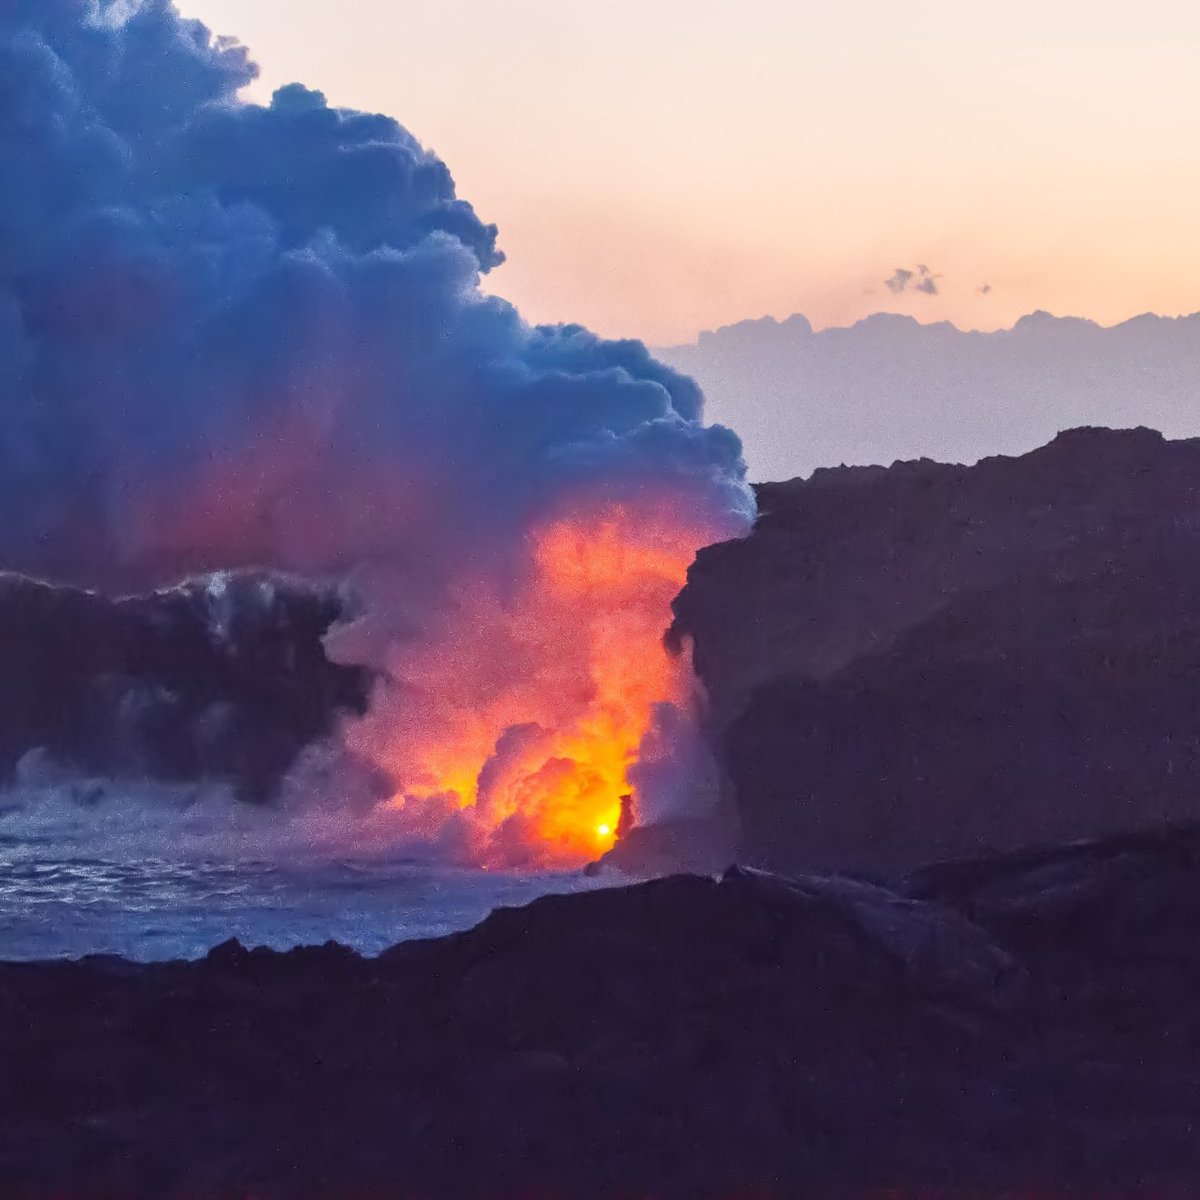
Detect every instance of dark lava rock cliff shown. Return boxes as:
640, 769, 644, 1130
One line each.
671, 426, 1200, 872
5, 826, 1200, 1198
0, 572, 370, 801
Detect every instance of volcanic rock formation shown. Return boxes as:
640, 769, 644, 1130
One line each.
6, 827, 1200, 1197
0, 572, 370, 802
670, 425, 1200, 871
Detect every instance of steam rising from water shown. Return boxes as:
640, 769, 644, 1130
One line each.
0, 1, 753, 864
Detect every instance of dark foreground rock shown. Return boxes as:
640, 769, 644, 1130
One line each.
0, 571, 370, 801
5, 828, 1200, 1198
671, 426, 1200, 872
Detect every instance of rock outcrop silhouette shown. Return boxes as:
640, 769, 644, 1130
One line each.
671, 426, 1200, 870
6, 830, 1200, 1197
0, 572, 370, 802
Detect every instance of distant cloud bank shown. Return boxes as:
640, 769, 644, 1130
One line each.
659, 310, 1200, 482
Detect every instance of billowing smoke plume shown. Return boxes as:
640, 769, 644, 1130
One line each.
0, 1, 753, 865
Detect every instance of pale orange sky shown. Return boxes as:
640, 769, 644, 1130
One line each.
179, 0, 1200, 344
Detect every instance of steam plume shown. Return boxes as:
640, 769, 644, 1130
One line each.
0, 1, 753, 864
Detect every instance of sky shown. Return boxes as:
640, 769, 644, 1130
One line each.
178, 0, 1200, 345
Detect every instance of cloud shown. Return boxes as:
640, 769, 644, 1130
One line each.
660, 307, 1200, 487
884, 264, 940, 296
913, 266, 939, 295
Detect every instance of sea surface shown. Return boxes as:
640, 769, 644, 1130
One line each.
0, 781, 617, 962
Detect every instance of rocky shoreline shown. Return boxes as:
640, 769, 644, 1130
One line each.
5, 823, 1200, 1198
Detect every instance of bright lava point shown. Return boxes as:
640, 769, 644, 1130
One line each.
337, 497, 732, 869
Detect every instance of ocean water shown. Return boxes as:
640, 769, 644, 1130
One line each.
0, 780, 619, 962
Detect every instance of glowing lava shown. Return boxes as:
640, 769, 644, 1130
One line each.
340, 496, 720, 867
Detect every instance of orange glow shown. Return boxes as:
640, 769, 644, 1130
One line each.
342, 496, 718, 867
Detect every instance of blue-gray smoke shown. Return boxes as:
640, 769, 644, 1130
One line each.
0, 0, 752, 593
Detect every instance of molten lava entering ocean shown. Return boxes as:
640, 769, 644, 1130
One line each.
337, 498, 726, 868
